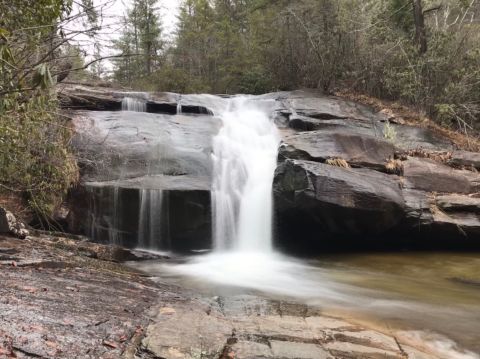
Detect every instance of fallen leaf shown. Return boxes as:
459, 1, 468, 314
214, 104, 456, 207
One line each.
11, 261, 17, 267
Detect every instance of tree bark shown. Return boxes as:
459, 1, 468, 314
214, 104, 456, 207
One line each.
412, 0, 427, 54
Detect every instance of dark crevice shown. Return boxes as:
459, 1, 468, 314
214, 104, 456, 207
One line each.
146, 102, 177, 114
239, 333, 328, 346
296, 111, 348, 120
180, 105, 213, 115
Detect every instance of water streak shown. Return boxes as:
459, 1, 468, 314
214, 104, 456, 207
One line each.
138, 189, 165, 249
122, 92, 148, 112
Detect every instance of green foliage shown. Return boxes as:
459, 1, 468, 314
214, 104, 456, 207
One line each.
237, 66, 273, 95
0, 91, 78, 220
110, 0, 480, 133
0, 0, 79, 222
383, 120, 397, 141
111, 0, 163, 86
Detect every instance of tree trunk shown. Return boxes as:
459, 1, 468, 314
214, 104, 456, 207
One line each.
412, 0, 427, 54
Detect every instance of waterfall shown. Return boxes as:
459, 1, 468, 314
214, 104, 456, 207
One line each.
138, 189, 168, 250
212, 96, 280, 252
121, 92, 148, 112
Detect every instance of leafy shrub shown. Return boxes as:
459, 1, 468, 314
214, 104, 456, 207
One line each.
0, 91, 78, 222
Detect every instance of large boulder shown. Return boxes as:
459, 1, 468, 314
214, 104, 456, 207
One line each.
273, 160, 405, 236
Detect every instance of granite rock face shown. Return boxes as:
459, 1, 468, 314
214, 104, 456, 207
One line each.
60, 86, 480, 250
273, 90, 480, 248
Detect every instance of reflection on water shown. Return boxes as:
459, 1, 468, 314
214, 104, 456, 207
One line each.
131, 251, 480, 357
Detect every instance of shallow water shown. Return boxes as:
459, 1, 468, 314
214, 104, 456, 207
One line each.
132, 251, 480, 357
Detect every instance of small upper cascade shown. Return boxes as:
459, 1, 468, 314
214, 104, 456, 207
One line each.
177, 95, 182, 114
121, 92, 149, 112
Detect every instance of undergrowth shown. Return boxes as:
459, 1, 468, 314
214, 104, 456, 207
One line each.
0, 91, 78, 225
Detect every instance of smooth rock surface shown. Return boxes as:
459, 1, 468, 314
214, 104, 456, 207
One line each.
280, 129, 395, 171
273, 160, 405, 235
403, 157, 475, 194
450, 150, 480, 170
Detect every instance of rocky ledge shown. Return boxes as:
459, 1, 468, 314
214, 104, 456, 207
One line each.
273, 90, 480, 250
0, 233, 445, 359
57, 85, 480, 250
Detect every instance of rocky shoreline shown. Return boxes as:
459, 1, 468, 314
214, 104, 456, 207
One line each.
0, 233, 452, 359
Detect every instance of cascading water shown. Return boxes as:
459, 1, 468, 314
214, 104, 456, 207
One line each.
212, 96, 280, 252
121, 92, 148, 112
138, 189, 163, 249
167, 95, 322, 294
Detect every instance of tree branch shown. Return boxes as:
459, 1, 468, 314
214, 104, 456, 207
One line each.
53, 54, 141, 76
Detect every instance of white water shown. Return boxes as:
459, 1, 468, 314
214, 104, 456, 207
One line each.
212, 96, 280, 251
138, 189, 166, 250
121, 92, 148, 112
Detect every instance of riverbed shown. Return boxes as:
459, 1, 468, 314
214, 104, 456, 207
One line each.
131, 250, 480, 358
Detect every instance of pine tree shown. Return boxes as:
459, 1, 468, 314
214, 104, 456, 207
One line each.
112, 0, 162, 85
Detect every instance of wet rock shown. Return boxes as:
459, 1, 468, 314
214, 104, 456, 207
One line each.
280, 129, 395, 171
286, 114, 454, 152
401, 189, 434, 228
449, 150, 480, 170
139, 292, 431, 359
273, 160, 405, 235
71, 111, 219, 182
0, 207, 29, 239
399, 190, 480, 239
142, 302, 233, 359
430, 210, 480, 237
68, 183, 212, 252
436, 194, 480, 213
0, 235, 158, 359
58, 85, 215, 114
403, 157, 475, 194
281, 91, 379, 122
389, 124, 454, 151
270, 341, 330, 359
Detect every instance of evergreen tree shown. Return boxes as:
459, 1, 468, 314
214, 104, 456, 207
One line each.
112, 0, 163, 85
